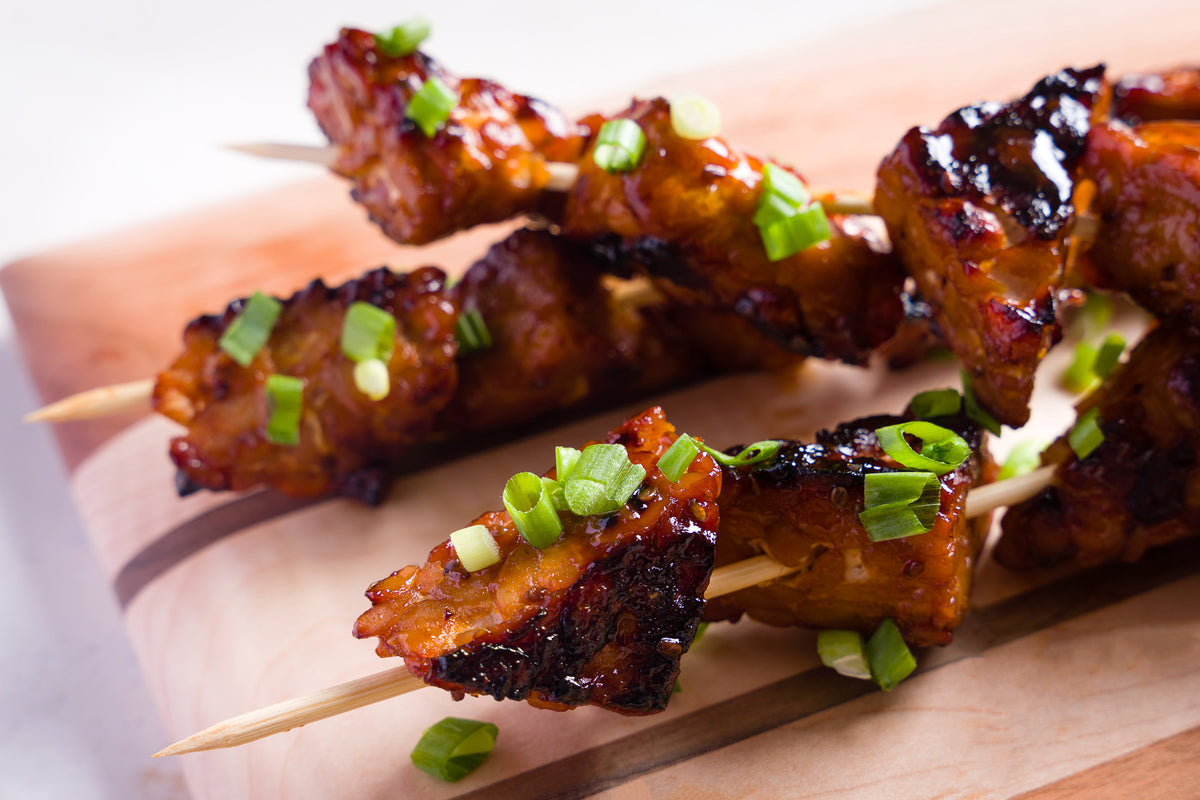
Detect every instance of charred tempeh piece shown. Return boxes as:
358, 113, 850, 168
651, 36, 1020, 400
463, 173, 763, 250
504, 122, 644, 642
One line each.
308, 28, 585, 244
1078, 120, 1200, 323
1113, 66, 1200, 124
995, 322, 1200, 570
876, 67, 1109, 428
154, 266, 459, 502
353, 407, 722, 714
558, 98, 906, 365
703, 412, 993, 647
154, 229, 783, 501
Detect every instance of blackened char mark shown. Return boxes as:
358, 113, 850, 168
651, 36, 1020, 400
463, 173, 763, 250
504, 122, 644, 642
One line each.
427, 522, 714, 713
914, 65, 1106, 239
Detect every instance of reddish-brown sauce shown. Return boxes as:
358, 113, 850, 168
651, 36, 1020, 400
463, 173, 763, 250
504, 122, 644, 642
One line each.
354, 407, 722, 714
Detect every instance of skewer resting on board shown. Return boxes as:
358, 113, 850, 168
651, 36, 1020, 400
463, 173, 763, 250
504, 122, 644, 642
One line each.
227, 142, 880, 216
153, 468, 1050, 757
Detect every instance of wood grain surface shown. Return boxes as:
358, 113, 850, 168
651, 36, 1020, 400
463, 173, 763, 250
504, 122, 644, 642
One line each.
3, 1, 1198, 798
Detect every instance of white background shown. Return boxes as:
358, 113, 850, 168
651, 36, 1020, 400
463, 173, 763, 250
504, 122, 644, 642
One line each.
0, 2, 936, 797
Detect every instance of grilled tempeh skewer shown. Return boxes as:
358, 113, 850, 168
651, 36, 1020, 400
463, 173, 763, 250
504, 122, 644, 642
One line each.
996, 320, 1200, 570
152, 228, 797, 501
161, 403, 1026, 756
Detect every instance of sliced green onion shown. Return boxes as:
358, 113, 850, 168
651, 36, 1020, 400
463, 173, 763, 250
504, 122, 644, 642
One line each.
759, 204, 831, 262
592, 119, 646, 174
342, 302, 396, 363
865, 618, 916, 691
961, 370, 1002, 436
761, 163, 811, 208
375, 18, 431, 57
406, 76, 458, 137
1068, 407, 1104, 460
1063, 342, 1099, 393
455, 308, 492, 354
875, 421, 971, 476
669, 93, 721, 140
699, 439, 783, 470
657, 434, 700, 482
353, 358, 391, 401
750, 190, 800, 228
996, 439, 1047, 481
410, 717, 499, 782
219, 291, 282, 367
817, 630, 871, 680
1075, 291, 1114, 339
502, 472, 562, 548
450, 524, 501, 572
561, 443, 646, 516
1093, 333, 1125, 379
264, 374, 304, 446
859, 471, 940, 542
555, 446, 581, 482
908, 389, 962, 420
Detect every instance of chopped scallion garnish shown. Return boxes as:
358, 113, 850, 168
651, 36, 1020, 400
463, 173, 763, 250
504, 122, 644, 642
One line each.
1068, 407, 1104, 460
669, 93, 721, 140
410, 717, 499, 782
375, 18, 431, 57
561, 443, 646, 516
1093, 333, 1125, 379
753, 163, 830, 261
592, 119, 646, 173
859, 471, 940, 542
219, 291, 282, 367
875, 421, 971, 476
555, 446, 581, 482
698, 439, 783, 470
761, 163, 811, 208
455, 308, 492, 354
817, 630, 871, 680
908, 389, 962, 420
865, 618, 916, 691
406, 76, 458, 137
449, 524, 501, 572
342, 302, 396, 363
353, 358, 391, 402
657, 434, 700, 483
1063, 341, 1099, 394
759, 204, 831, 262
264, 374, 304, 446
502, 472, 562, 548
996, 439, 1047, 481
961, 370, 1002, 436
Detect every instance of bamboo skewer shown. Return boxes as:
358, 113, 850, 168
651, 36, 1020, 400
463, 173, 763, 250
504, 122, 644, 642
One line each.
227, 142, 879, 216
154, 466, 1053, 757
224, 141, 1100, 239
22, 378, 156, 423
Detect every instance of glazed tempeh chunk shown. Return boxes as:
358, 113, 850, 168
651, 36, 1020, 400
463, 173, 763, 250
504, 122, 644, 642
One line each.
353, 407, 722, 714
558, 98, 906, 365
1112, 66, 1200, 124
1078, 120, 1200, 322
437, 229, 703, 435
153, 267, 458, 502
876, 66, 1109, 428
995, 322, 1200, 570
703, 413, 993, 647
308, 28, 585, 244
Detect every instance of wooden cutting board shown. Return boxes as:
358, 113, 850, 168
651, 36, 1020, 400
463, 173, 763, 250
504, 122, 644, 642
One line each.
4, 1, 1199, 798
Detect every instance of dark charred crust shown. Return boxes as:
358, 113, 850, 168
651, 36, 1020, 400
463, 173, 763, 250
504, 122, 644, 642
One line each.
706, 412, 991, 647
997, 323, 1200, 570
354, 409, 723, 714
427, 522, 714, 713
